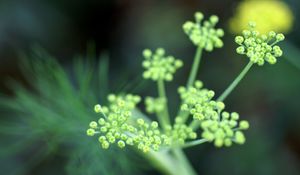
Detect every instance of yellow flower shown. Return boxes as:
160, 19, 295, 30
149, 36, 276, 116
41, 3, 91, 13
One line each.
229, 0, 294, 34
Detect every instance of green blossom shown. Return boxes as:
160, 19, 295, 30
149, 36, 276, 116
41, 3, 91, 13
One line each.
145, 97, 166, 114
87, 94, 170, 152
178, 80, 224, 120
183, 12, 224, 51
142, 48, 183, 81
235, 22, 285, 65
165, 118, 197, 145
201, 111, 249, 147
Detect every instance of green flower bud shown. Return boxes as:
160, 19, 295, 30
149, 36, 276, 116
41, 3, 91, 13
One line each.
195, 12, 204, 22
101, 141, 110, 149
239, 120, 250, 129
94, 104, 102, 113
143, 49, 152, 58
235, 36, 244, 44
118, 140, 126, 148
235, 131, 245, 144
276, 33, 285, 41
89, 121, 98, 128
87, 128, 95, 136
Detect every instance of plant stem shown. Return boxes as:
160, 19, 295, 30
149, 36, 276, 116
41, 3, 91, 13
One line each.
172, 149, 197, 175
217, 61, 254, 102
157, 79, 170, 128
189, 120, 200, 130
182, 139, 208, 149
187, 46, 203, 87
143, 149, 197, 175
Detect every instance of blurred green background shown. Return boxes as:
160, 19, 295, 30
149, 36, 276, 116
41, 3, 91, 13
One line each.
0, 0, 300, 175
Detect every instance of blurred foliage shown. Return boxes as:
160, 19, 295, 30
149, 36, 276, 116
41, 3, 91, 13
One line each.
0, 46, 145, 175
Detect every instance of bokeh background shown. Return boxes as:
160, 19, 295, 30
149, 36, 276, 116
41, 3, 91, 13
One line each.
0, 0, 300, 175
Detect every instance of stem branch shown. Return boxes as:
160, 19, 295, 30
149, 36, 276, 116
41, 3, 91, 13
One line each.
217, 61, 253, 102
157, 79, 170, 128
182, 139, 208, 149
187, 46, 203, 87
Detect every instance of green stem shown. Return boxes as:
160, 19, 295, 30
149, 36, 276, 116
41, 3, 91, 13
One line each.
187, 46, 203, 87
217, 61, 254, 102
172, 149, 197, 175
157, 79, 170, 128
182, 139, 208, 149
143, 149, 197, 175
189, 120, 200, 130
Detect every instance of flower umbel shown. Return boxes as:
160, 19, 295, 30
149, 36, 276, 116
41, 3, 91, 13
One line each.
183, 12, 224, 51
179, 80, 223, 121
87, 94, 170, 152
142, 48, 183, 81
235, 22, 285, 65
201, 111, 249, 147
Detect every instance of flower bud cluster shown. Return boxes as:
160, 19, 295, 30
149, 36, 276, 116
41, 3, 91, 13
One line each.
165, 117, 197, 145
179, 80, 223, 121
178, 80, 249, 147
183, 12, 224, 51
87, 94, 170, 152
145, 97, 166, 114
142, 48, 183, 81
201, 111, 249, 147
134, 119, 170, 152
235, 22, 285, 65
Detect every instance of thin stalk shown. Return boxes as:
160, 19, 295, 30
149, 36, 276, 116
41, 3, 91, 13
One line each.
189, 120, 200, 130
182, 139, 208, 149
187, 46, 203, 87
157, 79, 170, 128
175, 46, 202, 123
217, 61, 254, 102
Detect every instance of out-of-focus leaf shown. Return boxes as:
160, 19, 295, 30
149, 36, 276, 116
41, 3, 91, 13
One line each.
0, 48, 139, 175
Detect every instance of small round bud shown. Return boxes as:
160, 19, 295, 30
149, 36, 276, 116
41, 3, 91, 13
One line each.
94, 104, 102, 113
276, 33, 285, 41
87, 129, 95, 136
235, 131, 245, 144
236, 46, 245, 54
194, 80, 203, 88
195, 12, 204, 22
143, 49, 152, 58
137, 118, 145, 126
101, 141, 110, 149
235, 36, 244, 44
214, 138, 223, 147
268, 31, 276, 38
108, 94, 116, 102
239, 120, 250, 129
183, 21, 194, 32
174, 60, 183, 68
210, 15, 219, 24
156, 48, 165, 56
117, 140, 126, 148
89, 121, 98, 128
151, 121, 158, 129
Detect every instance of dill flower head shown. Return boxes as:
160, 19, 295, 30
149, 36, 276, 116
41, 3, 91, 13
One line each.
178, 80, 223, 121
235, 22, 285, 65
87, 94, 170, 152
183, 12, 224, 51
142, 48, 183, 81
229, 0, 294, 34
201, 111, 249, 147
165, 117, 197, 145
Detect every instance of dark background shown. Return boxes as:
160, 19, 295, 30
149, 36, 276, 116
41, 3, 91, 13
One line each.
0, 0, 300, 175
